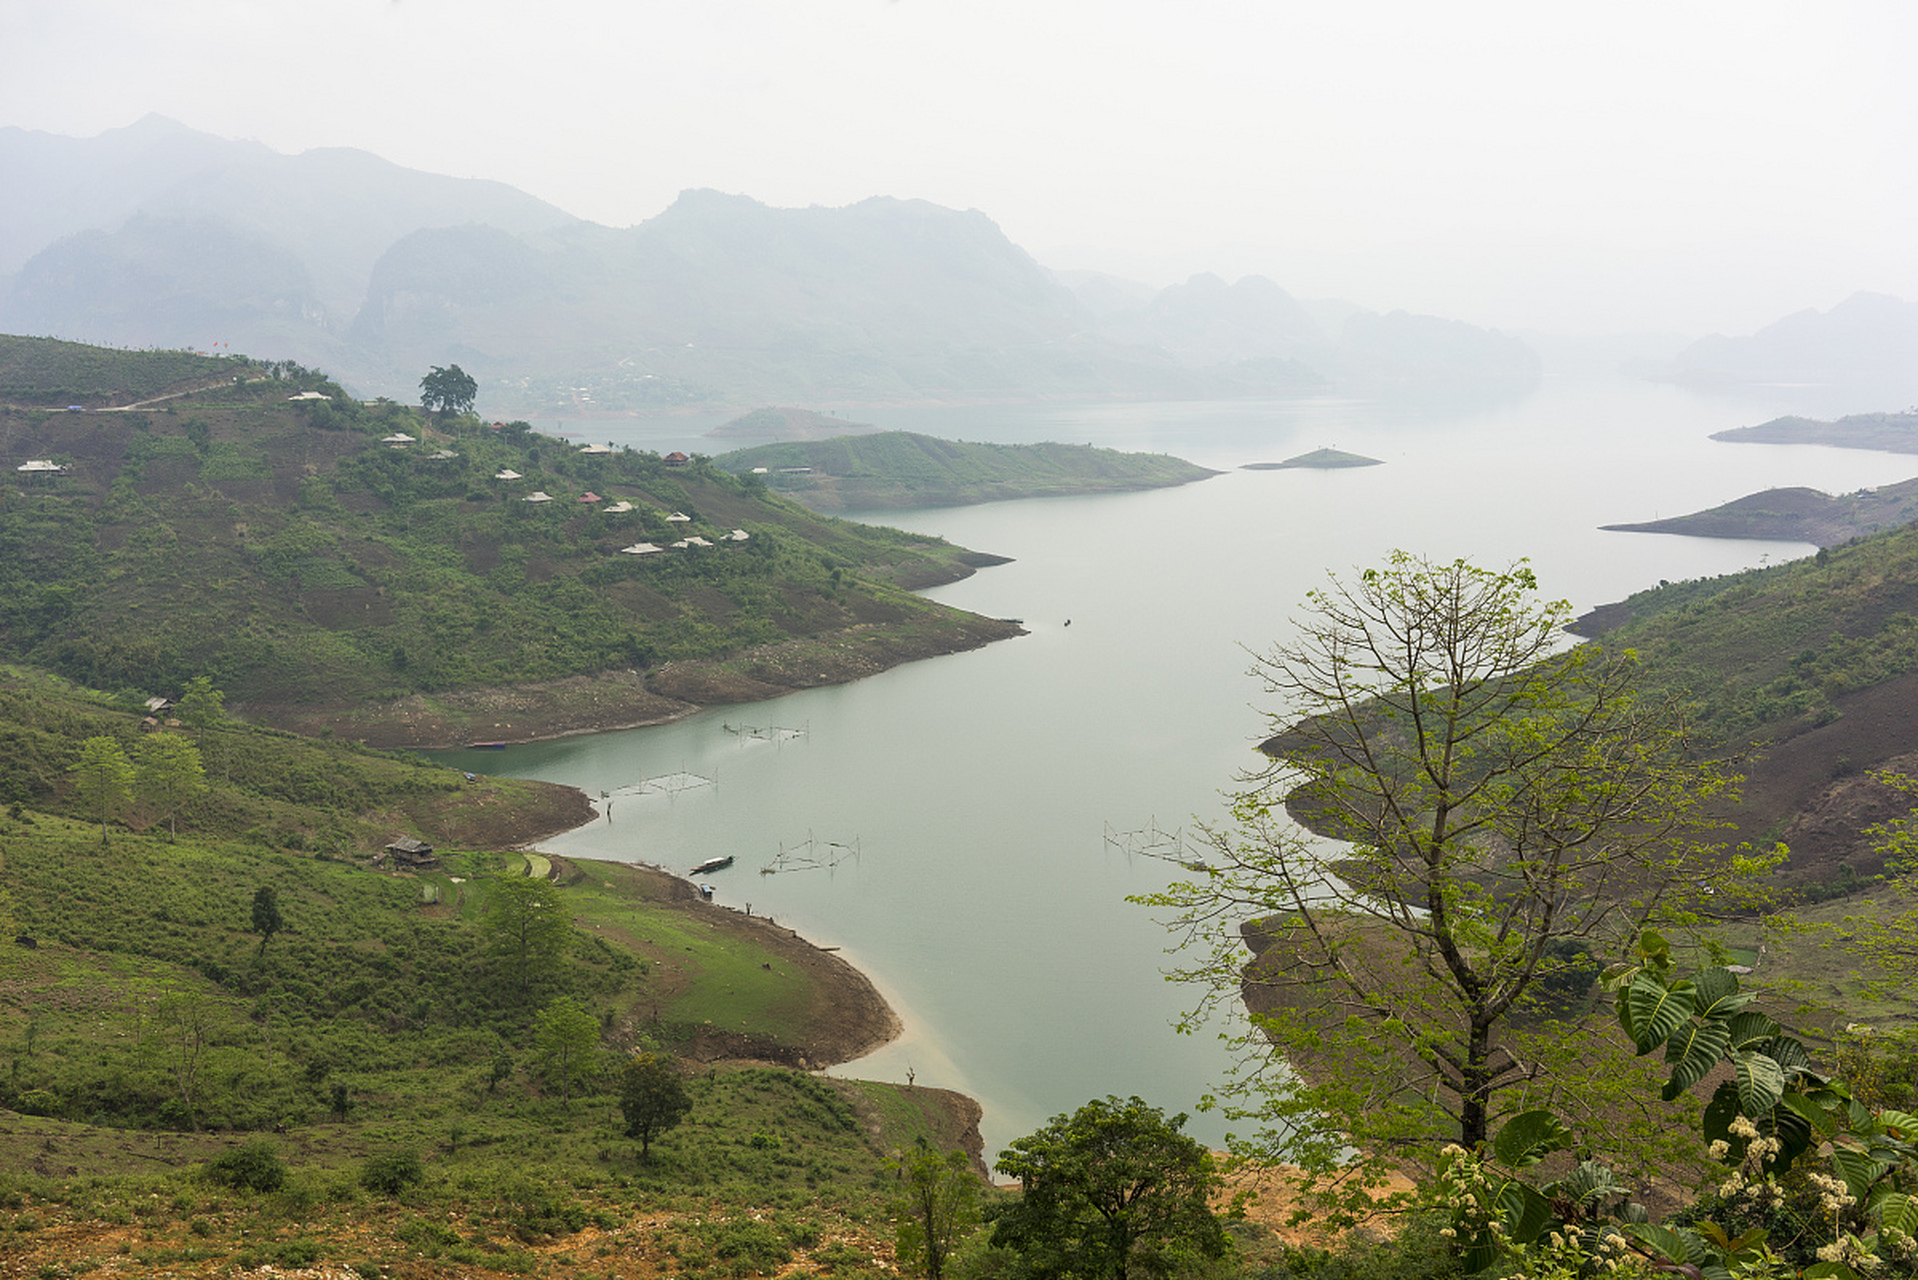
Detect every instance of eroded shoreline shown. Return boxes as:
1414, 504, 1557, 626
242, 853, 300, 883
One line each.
250, 615, 1025, 750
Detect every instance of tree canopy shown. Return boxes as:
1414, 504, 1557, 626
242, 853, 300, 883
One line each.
68, 735, 134, 843
531, 995, 601, 1103
250, 885, 284, 954
419, 364, 477, 417
1143, 553, 1751, 1180
890, 1142, 979, 1280
618, 1051, 691, 1159
482, 876, 571, 996
136, 732, 205, 839
992, 1096, 1228, 1280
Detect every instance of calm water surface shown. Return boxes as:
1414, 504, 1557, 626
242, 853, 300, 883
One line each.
452, 378, 1918, 1159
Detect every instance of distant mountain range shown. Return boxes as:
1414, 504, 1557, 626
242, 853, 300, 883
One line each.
6, 116, 1541, 409
1651, 291, 1918, 398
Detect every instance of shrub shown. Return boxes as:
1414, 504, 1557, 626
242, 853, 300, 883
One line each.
205, 1139, 287, 1192
361, 1149, 425, 1196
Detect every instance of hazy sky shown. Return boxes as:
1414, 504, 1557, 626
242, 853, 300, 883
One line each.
4, 0, 1914, 337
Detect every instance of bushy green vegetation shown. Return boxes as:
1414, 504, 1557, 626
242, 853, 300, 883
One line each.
0, 352, 1005, 711
714, 431, 1216, 511
1575, 525, 1918, 742
0, 663, 491, 839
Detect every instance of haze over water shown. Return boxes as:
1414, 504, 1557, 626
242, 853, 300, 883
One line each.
445, 377, 1918, 1160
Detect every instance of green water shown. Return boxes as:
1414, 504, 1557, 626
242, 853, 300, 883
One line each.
448, 378, 1917, 1159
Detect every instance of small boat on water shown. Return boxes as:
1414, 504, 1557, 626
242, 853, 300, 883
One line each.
468, 741, 508, 750
690, 855, 735, 875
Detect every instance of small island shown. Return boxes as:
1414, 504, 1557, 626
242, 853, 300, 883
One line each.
715, 430, 1218, 512
1242, 447, 1383, 470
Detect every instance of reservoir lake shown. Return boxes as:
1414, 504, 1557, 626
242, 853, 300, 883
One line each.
451, 377, 1918, 1161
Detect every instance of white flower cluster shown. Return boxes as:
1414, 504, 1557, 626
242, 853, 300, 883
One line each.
1808, 1171, 1859, 1218
1815, 1232, 1880, 1272
1711, 1112, 1791, 1208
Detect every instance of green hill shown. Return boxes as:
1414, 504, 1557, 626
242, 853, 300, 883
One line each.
0, 333, 249, 406
1571, 524, 1918, 891
707, 405, 885, 441
713, 430, 1218, 511
0, 665, 978, 1278
0, 343, 1020, 746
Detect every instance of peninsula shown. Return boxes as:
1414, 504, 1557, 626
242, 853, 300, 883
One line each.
713, 429, 1218, 511
1600, 475, 1918, 547
1711, 409, 1918, 454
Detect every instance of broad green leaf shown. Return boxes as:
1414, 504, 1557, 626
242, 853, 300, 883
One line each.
1700, 990, 1755, 1019
1876, 1110, 1918, 1140
1624, 1223, 1694, 1265
1662, 1019, 1731, 1100
1767, 1100, 1815, 1168
1766, 1036, 1814, 1076
1637, 930, 1672, 967
1554, 1159, 1626, 1209
1726, 1010, 1780, 1052
1626, 975, 1695, 1055
1802, 1262, 1861, 1280
1692, 967, 1742, 1015
1497, 1181, 1554, 1246
1493, 1109, 1573, 1169
1830, 1146, 1884, 1202
1780, 1091, 1841, 1138
1732, 1051, 1786, 1117
1879, 1191, 1918, 1237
